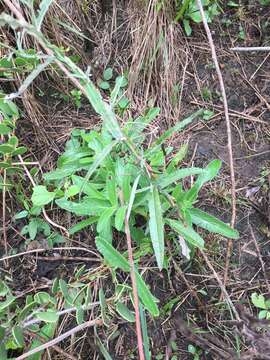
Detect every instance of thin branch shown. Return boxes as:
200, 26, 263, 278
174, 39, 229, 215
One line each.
0, 246, 100, 262
2, 170, 8, 266
196, 0, 236, 288
231, 46, 270, 52
16, 319, 103, 360
22, 301, 101, 329
124, 217, 145, 360
25, 330, 78, 360
200, 250, 240, 322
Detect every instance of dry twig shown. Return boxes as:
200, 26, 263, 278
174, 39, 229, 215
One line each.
16, 319, 103, 360
196, 0, 236, 289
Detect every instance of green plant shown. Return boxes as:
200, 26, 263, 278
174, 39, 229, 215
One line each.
0, 96, 28, 192
97, 67, 129, 114
188, 344, 203, 359
251, 293, 270, 319
175, 0, 221, 36
30, 104, 239, 317
0, 2, 239, 356
0, 268, 99, 358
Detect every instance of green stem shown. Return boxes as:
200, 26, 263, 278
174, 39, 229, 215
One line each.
175, 0, 192, 21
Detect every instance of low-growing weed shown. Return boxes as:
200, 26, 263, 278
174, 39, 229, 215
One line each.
175, 0, 221, 36
251, 292, 270, 320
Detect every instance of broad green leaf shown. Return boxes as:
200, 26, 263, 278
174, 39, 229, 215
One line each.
12, 146, 28, 156
116, 302, 135, 322
96, 237, 159, 315
0, 144, 14, 154
34, 292, 55, 305
76, 307, 84, 325
0, 295, 15, 311
98, 80, 110, 90
72, 175, 106, 199
12, 326, 24, 348
69, 217, 98, 235
166, 218, 204, 248
13, 210, 28, 220
157, 168, 204, 189
56, 197, 111, 216
96, 237, 130, 271
31, 185, 55, 207
80, 141, 117, 194
183, 19, 192, 36
0, 124, 12, 134
258, 310, 268, 319
251, 293, 267, 309
103, 68, 113, 81
118, 96, 129, 109
28, 219, 38, 240
0, 344, 6, 360
127, 107, 160, 144
44, 167, 77, 181
148, 185, 164, 270
35, 310, 59, 323
135, 272, 159, 316
115, 206, 127, 231
27, 322, 57, 360
97, 207, 115, 235
18, 301, 38, 322
189, 208, 239, 239
66, 184, 79, 198
36, 0, 54, 30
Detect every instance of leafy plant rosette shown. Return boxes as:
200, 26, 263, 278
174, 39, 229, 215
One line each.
31, 105, 239, 317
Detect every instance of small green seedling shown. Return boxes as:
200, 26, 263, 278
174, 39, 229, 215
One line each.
188, 344, 203, 359
175, 0, 221, 36
251, 293, 270, 319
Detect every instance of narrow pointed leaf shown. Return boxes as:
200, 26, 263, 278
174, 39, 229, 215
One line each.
148, 185, 164, 270
189, 208, 239, 239
166, 218, 204, 248
96, 237, 159, 315
157, 168, 204, 189
80, 141, 117, 194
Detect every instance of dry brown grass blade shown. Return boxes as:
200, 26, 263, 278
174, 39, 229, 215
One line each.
195, 0, 236, 291
16, 319, 103, 360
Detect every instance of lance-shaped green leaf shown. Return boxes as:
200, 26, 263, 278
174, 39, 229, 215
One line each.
156, 167, 204, 189
189, 208, 239, 239
80, 141, 117, 194
148, 185, 164, 270
166, 218, 204, 249
96, 237, 159, 316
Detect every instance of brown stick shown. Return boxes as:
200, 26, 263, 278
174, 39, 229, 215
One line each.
124, 216, 145, 360
200, 250, 240, 322
196, 0, 236, 289
16, 319, 103, 360
2, 170, 8, 266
